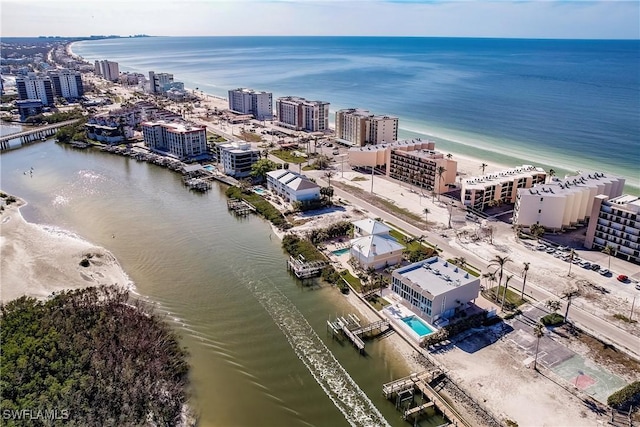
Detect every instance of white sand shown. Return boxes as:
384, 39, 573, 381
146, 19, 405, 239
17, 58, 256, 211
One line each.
0, 200, 133, 303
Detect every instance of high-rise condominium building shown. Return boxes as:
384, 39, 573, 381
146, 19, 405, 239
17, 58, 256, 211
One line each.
94, 60, 120, 81
148, 71, 174, 94
228, 88, 273, 121
585, 194, 640, 264
335, 108, 398, 146
15, 73, 55, 106
348, 139, 457, 195
513, 171, 625, 231
275, 96, 330, 132
461, 165, 547, 211
50, 69, 84, 100
142, 120, 207, 160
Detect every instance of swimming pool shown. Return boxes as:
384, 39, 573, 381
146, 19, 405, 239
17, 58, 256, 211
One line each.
253, 187, 266, 195
331, 247, 351, 256
401, 316, 434, 337
204, 165, 215, 171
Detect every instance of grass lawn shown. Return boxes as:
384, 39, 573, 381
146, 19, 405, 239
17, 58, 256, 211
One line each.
238, 131, 262, 143
340, 270, 363, 292
368, 295, 391, 311
483, 286, 527, 309
271, 149, 307, 164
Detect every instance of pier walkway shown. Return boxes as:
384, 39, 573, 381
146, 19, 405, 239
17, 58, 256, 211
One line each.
0, 119, 80, 149
227, 198, 256, 215
327, 314, 390, 353
382, 371, 470, 426
287, 255, 327, 279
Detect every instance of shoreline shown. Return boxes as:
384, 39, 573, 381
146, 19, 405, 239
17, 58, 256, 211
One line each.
69, 40, 639, 194
0, 197, 134, 303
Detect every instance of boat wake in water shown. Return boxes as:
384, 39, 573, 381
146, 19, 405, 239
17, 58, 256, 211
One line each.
240, 271, 390, 427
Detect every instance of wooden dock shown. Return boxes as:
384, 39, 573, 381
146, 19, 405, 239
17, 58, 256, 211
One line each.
287, 255, 327, 279
327, 314, 390, 353
383, 370, 470, 427
227, 198, 256, 215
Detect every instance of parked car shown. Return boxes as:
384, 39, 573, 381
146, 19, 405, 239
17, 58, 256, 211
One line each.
572, 257, 582, 264
546, 247, 556, 254
635, 283, 640, 291
536, 244, 547, 251
579, 260, 591, 269
617, 274, 628, 282
332, 149, 339, 155
599, 268, 610, 276
590, 264, 601, 271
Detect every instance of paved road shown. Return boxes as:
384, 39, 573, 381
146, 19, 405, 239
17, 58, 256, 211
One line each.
312, 174, 640, 360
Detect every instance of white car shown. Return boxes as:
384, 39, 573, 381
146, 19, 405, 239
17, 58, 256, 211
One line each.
536, 244, 547, 251
599, 268, 610, 276
579, 260, 591, 269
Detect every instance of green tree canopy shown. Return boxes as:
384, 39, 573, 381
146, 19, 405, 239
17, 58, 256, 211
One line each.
0, 285, 189, 426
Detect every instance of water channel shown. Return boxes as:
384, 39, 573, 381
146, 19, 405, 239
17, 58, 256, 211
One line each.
0, 138, 446, 427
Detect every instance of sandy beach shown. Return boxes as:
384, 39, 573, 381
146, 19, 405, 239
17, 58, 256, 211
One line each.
0, 199, 133, 303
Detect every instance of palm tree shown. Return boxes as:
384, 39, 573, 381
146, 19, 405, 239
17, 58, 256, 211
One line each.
567, 249, 575, 276
533, 323, 545, 371
436, 166, 447, 200
453, 257, 467, 270
423, 208, 430, 229
323, 170, 335, 188
602, 245, 615, 270
547, 169, 556, 183
520, 262, 530, 300
500, 274, 514, 312
446, 153, 453, 160
482, 271, 496, 289
480, 162, 488, 175
530, 224, 545, 241
488, 255, 512, 292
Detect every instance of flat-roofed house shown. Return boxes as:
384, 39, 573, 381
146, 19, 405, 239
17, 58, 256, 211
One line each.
391, 257, 480, 325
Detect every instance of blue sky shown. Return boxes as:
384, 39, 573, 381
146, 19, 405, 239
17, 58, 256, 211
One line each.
1, 0, 638, 39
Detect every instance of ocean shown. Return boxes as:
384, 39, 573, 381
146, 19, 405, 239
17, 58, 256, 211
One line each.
72, 36, 639, 193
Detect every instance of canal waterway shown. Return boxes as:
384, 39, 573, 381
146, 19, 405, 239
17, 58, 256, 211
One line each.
0, 140, 446, 427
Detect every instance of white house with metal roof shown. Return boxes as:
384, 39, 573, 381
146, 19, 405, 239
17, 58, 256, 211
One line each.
266, 169, 320, 204
352, 218, 392, 237
391, 257, 480, 325
349, 234, 405, 270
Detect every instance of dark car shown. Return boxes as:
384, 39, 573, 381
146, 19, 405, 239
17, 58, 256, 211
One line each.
590, 264, 601, 271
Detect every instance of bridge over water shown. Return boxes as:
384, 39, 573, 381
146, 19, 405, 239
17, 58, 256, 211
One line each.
0, 119, 80, 150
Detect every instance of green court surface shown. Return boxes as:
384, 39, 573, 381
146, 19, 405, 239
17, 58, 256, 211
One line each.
551, 355, 627, 403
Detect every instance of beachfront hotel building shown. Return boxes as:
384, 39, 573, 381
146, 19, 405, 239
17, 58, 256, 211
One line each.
335, 108, 398, 146
275, 96, 330, 132
228, 88, 273, 121
148, 71, 174, 94
266, 169, 321, 204
348, 139, 457, 195
218, 141, 261, 178
49, 69, 84, 100
461, 165, 547, 211
391, 257, 481, 325
513, 172, 625, 231
15, 73, 55, 106
142, 120, 207, 160
94, 60, 120, 81
585, 195, 640, 264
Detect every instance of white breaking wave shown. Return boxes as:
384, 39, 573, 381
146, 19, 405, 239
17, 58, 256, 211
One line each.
241, 274, 390, 427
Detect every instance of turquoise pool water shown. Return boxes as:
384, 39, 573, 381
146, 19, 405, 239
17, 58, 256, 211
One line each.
253, 187, 266, 195
204, 165, 215, 171
402, 316, 434, 336
331, 248, 350, 256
